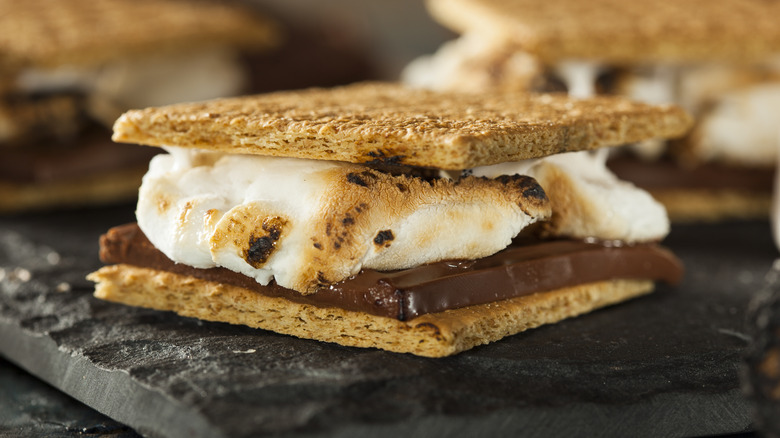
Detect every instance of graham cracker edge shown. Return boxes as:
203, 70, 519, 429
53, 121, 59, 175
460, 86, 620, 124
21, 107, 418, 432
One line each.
88, 264, 655, 357
651, 188, 771, 223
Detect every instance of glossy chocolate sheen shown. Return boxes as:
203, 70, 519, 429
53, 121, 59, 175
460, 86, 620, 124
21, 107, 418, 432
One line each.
608, 156, 774, 192
99, 224, 683, 321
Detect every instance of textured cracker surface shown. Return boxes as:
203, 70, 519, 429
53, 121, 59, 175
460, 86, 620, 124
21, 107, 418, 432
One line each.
88, 264, 654, 357
113, 82, 692, 170
0, 0, 279, 71
427, 0, 780, 63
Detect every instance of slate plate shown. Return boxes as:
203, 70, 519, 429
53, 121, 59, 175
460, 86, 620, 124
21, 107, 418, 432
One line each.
0, 357, 141, 438
0, 205, 769, 438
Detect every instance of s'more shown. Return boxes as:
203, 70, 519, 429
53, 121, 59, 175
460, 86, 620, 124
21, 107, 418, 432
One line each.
88, 82, 691, 357
404, 0, 780, 222
0, 0, 279, 212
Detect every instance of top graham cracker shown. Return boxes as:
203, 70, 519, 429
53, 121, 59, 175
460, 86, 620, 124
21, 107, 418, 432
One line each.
0, 0, 279, 72
427, 0, 780, 64
112, 82, 692, 170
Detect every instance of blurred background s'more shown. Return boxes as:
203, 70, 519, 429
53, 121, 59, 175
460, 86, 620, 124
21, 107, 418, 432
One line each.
0, 0, 451, 214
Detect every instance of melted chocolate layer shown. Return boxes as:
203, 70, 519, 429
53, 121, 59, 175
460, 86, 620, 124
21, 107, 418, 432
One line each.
0, 129, 159, 183
100, 224, 683, 321
608, 156, 774, 192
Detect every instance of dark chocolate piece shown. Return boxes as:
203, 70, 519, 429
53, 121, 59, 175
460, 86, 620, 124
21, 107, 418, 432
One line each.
99, 223, 683, 321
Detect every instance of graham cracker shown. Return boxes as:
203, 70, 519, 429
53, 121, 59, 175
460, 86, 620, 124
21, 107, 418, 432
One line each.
650, 188, 771, 223
113, 82, 692, 170
427, 0, 780, 64
88, 264, 655, 357
0, 0, 280, 72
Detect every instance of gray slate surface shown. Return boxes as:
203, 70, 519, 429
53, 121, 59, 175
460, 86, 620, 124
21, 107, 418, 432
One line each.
0, 205, 767, 437
0, 357, 141, 438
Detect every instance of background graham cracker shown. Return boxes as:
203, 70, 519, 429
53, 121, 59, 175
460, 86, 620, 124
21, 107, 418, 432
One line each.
0, 0, 280, 72
427, 0, 780, 64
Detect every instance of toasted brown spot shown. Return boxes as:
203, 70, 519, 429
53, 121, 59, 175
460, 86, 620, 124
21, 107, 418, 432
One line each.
190, 152, 221, 167
347, 172, 369, 187
414, 322, 442, 338
347, 170, 380, 188
247, 235, 274, 266
396, 183, 408, 192
204, 208, 220, 230
313, 242, 322, 250
156, 193, 171, 214
342, 215, 355, 226
495, 174, 549, 202
243, 216, 287, 268
365, 150, 405, 166
178, 201, 194, 226
374, 230, 394, 246
316, 271, 329, 286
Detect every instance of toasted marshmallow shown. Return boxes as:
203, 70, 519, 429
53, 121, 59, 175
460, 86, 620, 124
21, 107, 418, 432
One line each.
692, 83, 780, 166
402, 33, 541, 93
15, 47, 246, 127
471, 151, 670, 242
554, 60, 600, 99
137, 148, 551, 294
617, 64, 780, 166
404, 42, 780, 166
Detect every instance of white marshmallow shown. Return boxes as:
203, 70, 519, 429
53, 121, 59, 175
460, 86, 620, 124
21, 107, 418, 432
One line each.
694, 83, 780, 166
401, 33, 541, 93
137, 148, 548, 292
471, 151, 670, 242
16, 48, 246, 126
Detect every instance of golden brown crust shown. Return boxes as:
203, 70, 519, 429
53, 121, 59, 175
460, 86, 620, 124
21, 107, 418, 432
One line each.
113, 82, 692, 170
650, 188, 771, 222
0, 0, 280, 71
0, 166, 146, 213
427, 0, 780, 64
88, 264, 655, 357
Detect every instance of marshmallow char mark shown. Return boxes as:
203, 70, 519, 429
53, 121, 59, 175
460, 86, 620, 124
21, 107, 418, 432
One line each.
137, 152, 552, 295
245, 217, 287, 268
374, 230, 394, 246
295, 166, 552, 294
